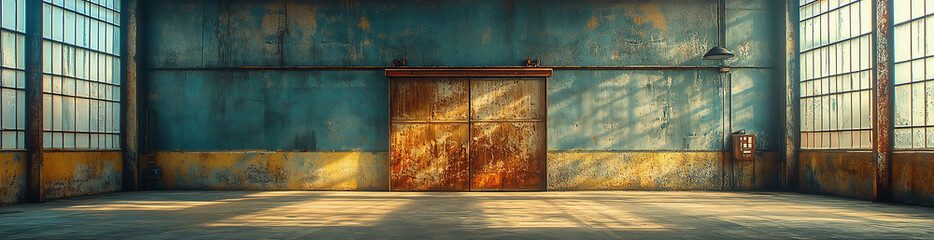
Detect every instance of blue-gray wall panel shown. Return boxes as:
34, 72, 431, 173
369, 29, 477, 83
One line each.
143, 0, 782, 152
148, 0, 730, 68
148, 70, 388, 151
547, 70, 725, 151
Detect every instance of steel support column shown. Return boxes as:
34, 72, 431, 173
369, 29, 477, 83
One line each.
24, 0, 45, 203
872, 0, 895, 203
783, 0, 800, 191
121, 0, 140, 191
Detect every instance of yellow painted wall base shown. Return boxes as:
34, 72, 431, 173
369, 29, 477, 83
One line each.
42, 151, 123, 200
155, 151, 781, 191
547, 151, 781, 190
0, 152, 26, 205
155, 151, 389, 190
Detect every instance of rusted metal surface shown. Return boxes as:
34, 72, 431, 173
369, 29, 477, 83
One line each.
391, 123, 470, 191
470, 122, 546, 191
122, 0, 140, 191
470, 79, 546, 121
385, 68, 553, 78
390, 78, 470, 191
24, 0, 44, 203
390, 78, 469, 121
783, 0, 800, 192
388, 73, 547, 191
892, 152, 934, 206
469, 79, 547, 191
798, 151, 876, 200
873, 0, 894, 203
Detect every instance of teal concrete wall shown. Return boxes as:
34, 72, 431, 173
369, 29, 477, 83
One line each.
143, 0, 782, 153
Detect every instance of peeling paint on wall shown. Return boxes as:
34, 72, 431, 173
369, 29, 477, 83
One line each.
42, 152, 123, 200
156, 151, 389, 190
0, 152, 26, 205
142, 0, 786, 192
624, 2, 667, 31
893, 153, 934, 206
548, 151, 780, 190
798, 151, 875, 200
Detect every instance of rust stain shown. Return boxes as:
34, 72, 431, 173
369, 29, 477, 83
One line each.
587, 16, 600, 30
390, 78, 471, 191
358, 16, 371, 30
470, 122, 546, 191
289, 3, 317, 31
798, 151, 875, 200
625, 3, 667, 31
892, 152, 934, 206
0, 152, 26, 204
389, 77, 547, 191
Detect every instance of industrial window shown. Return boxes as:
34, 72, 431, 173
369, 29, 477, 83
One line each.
0, 0, 26, 150
42, 0, 120, 149
799, 0, 873, 150
893, 0, 934, 149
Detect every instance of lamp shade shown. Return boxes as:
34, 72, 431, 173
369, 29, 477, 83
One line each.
703, 46, 735, 60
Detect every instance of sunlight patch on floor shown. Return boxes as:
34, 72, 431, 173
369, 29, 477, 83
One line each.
207, 198, 408, 227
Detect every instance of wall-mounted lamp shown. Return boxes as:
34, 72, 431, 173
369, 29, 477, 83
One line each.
703, 0, 734, 60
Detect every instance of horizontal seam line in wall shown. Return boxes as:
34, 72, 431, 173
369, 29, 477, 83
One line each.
546, 150, 752, 153
798, 149, 872, 153
150, 150, 390, 153
43, 149, 121, 152
145, 66, 774, 71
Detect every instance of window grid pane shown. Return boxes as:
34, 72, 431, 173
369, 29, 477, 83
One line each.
799, 0, 873, 150
894, 0, 934, 149
0, 0, 27, 150
42, 0, 120, 150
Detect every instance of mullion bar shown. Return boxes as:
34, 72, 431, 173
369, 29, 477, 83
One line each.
43, 37, 120, 58
799, 0, 860, 22
43, 0, 121, 24
801, 69, 871, 83
800, 32, 870, 54
44, 0, 122, 14
43, 72, 120, 87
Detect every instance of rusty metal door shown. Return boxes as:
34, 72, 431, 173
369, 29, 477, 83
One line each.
390, 78, 470, 191
468, 79, 546, 191
389, 72, 547, 192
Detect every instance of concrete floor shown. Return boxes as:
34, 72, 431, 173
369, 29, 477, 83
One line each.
1, 191, 933, 239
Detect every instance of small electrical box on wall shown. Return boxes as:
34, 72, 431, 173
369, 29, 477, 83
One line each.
732, 133, 756, 161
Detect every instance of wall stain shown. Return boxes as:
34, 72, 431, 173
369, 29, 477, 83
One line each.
625, 2, 667, 31
587, 16, 600, 30
358, 16, 370, 30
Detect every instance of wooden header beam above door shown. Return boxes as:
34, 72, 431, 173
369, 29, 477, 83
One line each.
385, 68, 553, 78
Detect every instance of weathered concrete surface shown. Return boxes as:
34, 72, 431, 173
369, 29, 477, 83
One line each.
144, 0, 780, 152
41, 152, 123, 200
2, 191, 934, 239
893, 152, 934, 206
155, 151, 389, 190
146, 0, 745, 67
147, 70, 388, 151
141, 0, 784, 192
798, 151, 875, 201
0, 152, 27, 205
548, 151, 780, 190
